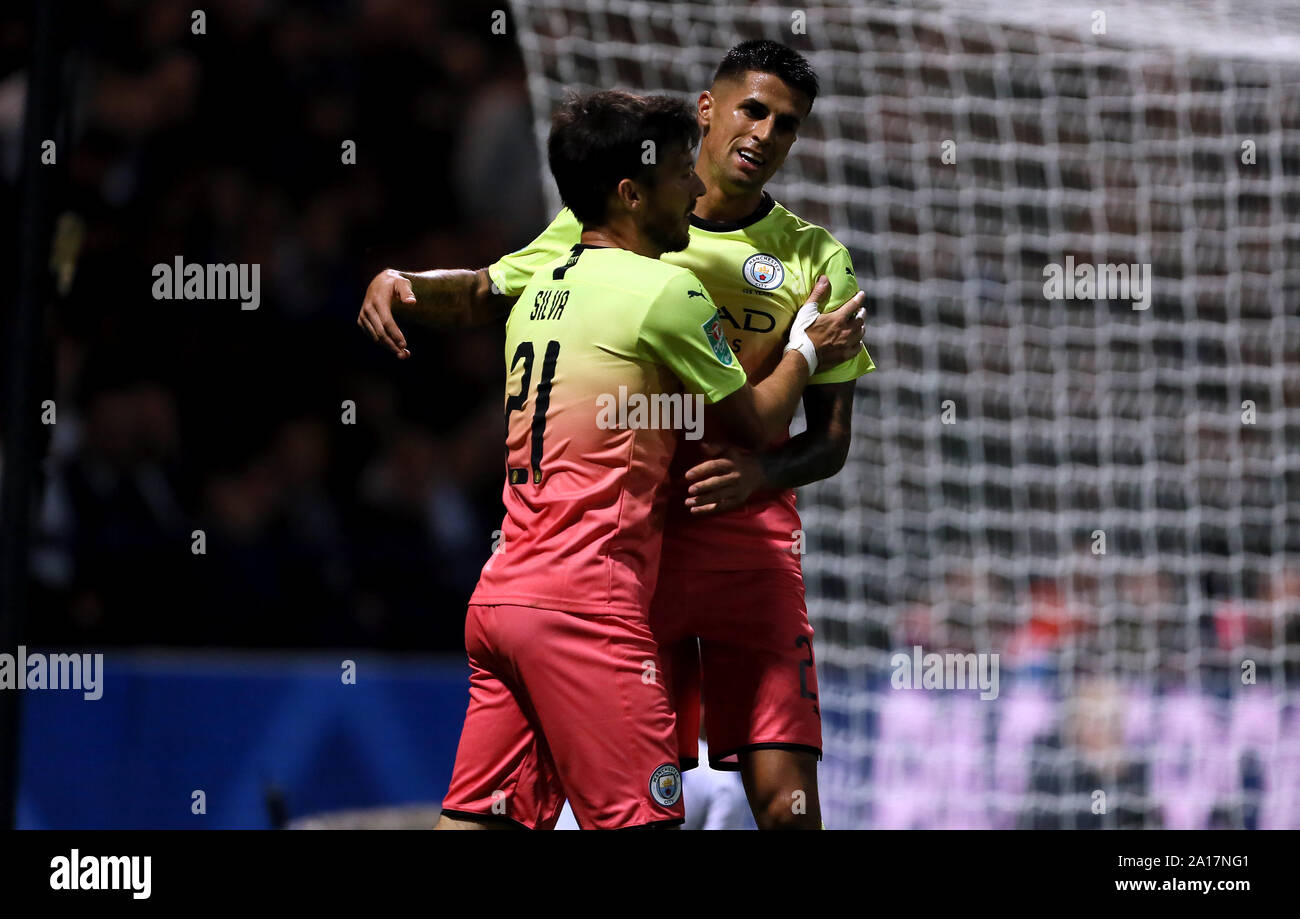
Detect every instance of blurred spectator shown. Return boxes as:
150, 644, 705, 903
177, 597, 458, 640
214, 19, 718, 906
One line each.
1018, 677, 1155, 829
8, 0, 542, 650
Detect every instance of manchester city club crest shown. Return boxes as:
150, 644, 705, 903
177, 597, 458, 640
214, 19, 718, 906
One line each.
649, 763, 682, 806
742, 252, 785, 290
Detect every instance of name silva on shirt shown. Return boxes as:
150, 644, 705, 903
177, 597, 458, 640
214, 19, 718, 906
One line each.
529, 289, 568, 320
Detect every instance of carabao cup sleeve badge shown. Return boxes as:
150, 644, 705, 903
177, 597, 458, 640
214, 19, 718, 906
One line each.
701, 311, 735, 365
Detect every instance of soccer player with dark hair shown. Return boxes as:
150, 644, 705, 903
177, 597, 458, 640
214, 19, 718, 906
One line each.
361, 40, 873, 829
430, 89, 864, 830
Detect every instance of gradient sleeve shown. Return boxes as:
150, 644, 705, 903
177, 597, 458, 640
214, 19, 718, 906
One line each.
807, 243, 877, 385
487, 208, 583, 298
637, 273, 749, 404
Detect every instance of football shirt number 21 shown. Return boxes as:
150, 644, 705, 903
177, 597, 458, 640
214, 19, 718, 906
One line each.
506, 340, 561, 485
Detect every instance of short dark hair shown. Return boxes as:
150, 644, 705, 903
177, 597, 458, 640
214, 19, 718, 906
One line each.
547, 90, 700, 226
712, 39, 819, 109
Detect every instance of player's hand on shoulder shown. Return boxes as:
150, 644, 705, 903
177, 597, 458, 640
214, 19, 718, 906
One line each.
358, 268, 414, 359
802, 277, 866, 368
788, 274, 832, 341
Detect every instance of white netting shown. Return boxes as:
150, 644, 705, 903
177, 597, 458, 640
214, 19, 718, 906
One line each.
507, 0, 1300, 829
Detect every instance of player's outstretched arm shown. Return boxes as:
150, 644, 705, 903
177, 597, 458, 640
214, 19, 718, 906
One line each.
710, 276, 864, 450
359, 211, 583, 356
357, 267, 514, 358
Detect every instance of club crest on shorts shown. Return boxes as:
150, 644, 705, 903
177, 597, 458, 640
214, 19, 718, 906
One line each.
649, 763, 682, 806
742, 253, 785, 290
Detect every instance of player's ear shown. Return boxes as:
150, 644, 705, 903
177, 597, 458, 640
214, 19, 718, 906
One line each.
615, 176, 642, 212
697, 91, 713, 130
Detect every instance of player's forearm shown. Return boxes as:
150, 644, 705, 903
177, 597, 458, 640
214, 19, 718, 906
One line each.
757, 378, 855, 489
747, 351, 813, 446
712, 351, 809, 450
755, 428, 850, 490
394, 267, 512, 327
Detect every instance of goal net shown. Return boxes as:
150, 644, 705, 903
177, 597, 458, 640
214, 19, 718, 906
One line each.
507, 0, 1300, 829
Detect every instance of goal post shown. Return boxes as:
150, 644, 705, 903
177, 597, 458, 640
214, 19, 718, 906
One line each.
507, 0, 1300, 829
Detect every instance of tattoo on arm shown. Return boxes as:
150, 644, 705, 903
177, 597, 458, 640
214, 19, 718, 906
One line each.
396, 267, 514, 327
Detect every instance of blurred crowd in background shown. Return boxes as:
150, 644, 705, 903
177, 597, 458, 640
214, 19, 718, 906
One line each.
889, 561, 1300, 689
2, 0, 544, 650
2, 0, 1298, 675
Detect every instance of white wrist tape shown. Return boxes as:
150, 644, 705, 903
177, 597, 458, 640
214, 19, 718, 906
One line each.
785, 336, 818, 375
785, 299, 823, 375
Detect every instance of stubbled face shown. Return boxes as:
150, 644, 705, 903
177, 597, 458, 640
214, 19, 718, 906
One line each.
698, 71, 811, 195
636, 142, 706, 253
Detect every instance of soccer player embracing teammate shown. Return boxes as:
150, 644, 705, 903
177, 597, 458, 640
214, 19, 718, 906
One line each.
359, 41, 874, 829
402, 89, 862, 829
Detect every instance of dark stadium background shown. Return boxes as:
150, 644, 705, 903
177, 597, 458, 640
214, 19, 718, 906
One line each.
1, 1, 551, 828
4, 0, 539, 652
